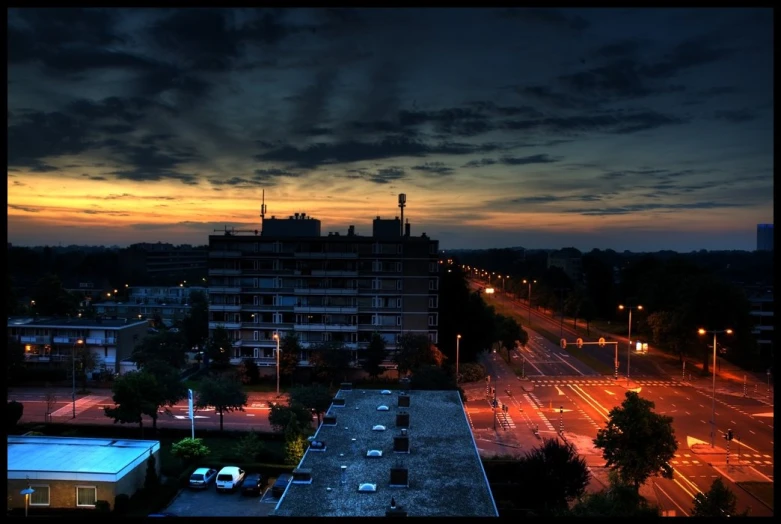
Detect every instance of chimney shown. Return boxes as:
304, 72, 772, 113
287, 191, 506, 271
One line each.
405, 222, 410, 237
294, 212, 300, 219
390, 466, 409, 487
393, 433, 410, 453
348, 225, 355, 236
301, 212, 306, 219
341, 465, 347, 484
396, 412, 409, 428
398, 394, 410, 408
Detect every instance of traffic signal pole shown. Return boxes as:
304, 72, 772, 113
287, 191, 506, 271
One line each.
560, 338, 619, 379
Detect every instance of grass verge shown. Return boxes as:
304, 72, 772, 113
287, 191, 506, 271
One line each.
736, 481, 774, 511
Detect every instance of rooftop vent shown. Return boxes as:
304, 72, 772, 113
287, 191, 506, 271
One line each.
292, 468, 313, 484
373, 425, 387, 431
341, 382, 353, 391
389, 467, 409, 488
332, 398, 346, 407
393, 435, 410, 453
381, 390, 392, 395
377, 405, 389, 411
323, 415, 337, 426
396, 412, 409, 428
398, 394, 410, 408
309, 440, 327, 451
358, 483, 378, 493
367, 449, 383, 457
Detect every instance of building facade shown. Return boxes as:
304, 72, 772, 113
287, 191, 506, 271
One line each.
7, 317, 148, 375
208, 205, 439, 366
746, 285, 773, 362
7, 436, 160, 512
757, 223, 773, 251
547, 248, 583, 283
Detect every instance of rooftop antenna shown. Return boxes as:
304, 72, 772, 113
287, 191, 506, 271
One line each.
260, 189, 267, 232
398, 194, 406, 237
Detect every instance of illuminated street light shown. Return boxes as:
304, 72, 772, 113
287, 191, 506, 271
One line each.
698, 328, 733, 447
619, 304, 643, 385
456, 334, 461, 383
522, 279, 536, 326
273, 333, 281, 396
72, 339, 84, 419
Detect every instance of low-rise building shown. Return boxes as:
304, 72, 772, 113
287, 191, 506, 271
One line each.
94, 285, 207, 327
272, 387, 498, 517
7, 317, 148, 375
7, 436, 160, 511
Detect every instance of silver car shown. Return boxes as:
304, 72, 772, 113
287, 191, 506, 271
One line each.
189, 467, 218, 489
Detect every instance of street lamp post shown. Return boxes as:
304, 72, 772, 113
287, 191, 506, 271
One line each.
456, 334, 461, 383
72, 339, 83, 419
273, 333, 281, 397
523, 279, 536, 326
21, 485, 34, 518
619, 304, 643, 386
698, 328, 732, 447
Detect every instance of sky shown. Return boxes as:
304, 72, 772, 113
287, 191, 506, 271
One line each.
7, 8, 774, 252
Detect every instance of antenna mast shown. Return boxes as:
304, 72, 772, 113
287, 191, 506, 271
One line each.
260, 190, 267, 231
398, 193, 406, 237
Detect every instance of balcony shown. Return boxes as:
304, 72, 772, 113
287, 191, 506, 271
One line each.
210, 304, 242, 312
20, 336, 50, 344
293, 323, 358, 332
294, 252, 357, 259
208, 322, 242, 330
294, 288, 358, 295
86, 338, 117, 345
208, 287, 241, 294
209, 269, 242, 276
311, 270, 358, 277
209, 250, 242, 258
294, 306, 358, 314
53, 336, 82, 344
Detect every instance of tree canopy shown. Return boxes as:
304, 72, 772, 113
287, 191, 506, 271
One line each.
594, 391, 677, 491
205, 326, 233, 368
104, 370, 160, 438
268, 402, 312, 432
362, 332, 386, 379
132, 330, 189, 370
691, 478, 747, 517
194, 374, 248, 430
289, 384, 332, 425
394, 333, 445, 376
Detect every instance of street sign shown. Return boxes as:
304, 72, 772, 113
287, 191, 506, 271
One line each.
560, 338, 567, 349
598, 337, 606, 347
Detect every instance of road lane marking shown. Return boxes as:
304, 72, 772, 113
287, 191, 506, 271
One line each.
700, 420, 706, 424
653, 482, 689, 517
685, 411, 691, 415
553, 353, 585, 375
749, 430, 755, 434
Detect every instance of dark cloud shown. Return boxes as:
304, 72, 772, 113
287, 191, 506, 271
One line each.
713, 109, 757, 123
569, 201, 746, 216
641, 37, 734, 79
8, 110, 95, 168
346, 166, 406, 184
501, 154, 560, 165
559, 60, 685, 99
462, 158, 497, 168
8, 204, 41, 213
498, 8, 590, 32
594, 38, 647, 58
411, 162, 455, 176
256, 136, 500, 168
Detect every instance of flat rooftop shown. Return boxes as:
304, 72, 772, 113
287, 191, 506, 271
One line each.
7, 317, 147, 329
273, 389, 498, 517
7, 436, 160, 483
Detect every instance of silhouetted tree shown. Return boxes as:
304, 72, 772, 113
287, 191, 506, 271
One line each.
363, 333, 386, 379
194, 375, 248, 431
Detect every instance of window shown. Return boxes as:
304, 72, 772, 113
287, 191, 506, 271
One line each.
396, 279, 402, 290
397, 316, 402, 326
253, 331, 259, 341
396, 262, 402, 272
253, 295, 259, 306
429, 296, 438, 308
429, 278, 438, 291
76, 486, 97, 507
30, 485, 50, 506
429, 314, 438, 326
429, 262, 438, 273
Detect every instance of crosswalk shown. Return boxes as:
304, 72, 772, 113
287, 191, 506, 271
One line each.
530, 378, 681, 387
525, 393, 555, 432
670, 452, 773, 467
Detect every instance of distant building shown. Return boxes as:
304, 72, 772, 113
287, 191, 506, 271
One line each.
7, 317, 148, 375
745, 285, 773, 361
547, 248, 583, 283
272, 388, 498, 517
7, 436, 160, 512
757, 224, 773, 251
94, 286, 207, 327
122, 242, 208, 277
207, 196, 440, 367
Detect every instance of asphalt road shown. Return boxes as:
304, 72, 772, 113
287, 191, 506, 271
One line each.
467, 346, 773, 516
9, 388, 295, 432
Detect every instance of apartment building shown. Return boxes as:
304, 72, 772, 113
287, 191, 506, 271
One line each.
94, 286, 207, 327
207, 198, 439, 366
7, 316, 148, 375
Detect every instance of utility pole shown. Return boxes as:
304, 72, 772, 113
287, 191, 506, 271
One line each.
555, 288, 568, 338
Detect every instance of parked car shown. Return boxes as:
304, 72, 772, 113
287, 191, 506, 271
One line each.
215, 466, 246, 492
271, 473, 293, 498
189, 467, 218, 489
241, 473, 266, 496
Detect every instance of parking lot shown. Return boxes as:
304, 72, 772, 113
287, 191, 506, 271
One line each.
162, 483, 281, 517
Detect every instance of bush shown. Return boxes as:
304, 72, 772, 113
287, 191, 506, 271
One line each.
459, 363, 487, 383
114, 494, 130, 514
95, 500, 110, 512
8, 400, 24, 429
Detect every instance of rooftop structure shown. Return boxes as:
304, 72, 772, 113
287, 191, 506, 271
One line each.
272, 388, 498, 517
7, 436, 160, 482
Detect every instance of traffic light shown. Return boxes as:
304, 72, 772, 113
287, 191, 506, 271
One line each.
560, 338, 567, 349
725, 429, 733, 441
577, 338, 583, 348
598, 337, 606, 347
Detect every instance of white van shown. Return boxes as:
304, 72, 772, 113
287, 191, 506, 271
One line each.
215, 466, 246, 492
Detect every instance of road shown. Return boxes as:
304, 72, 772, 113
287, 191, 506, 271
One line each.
8, 387, 293, 432
464, 346, 773, 516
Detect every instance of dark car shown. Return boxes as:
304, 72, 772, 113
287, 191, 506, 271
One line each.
271, 473, 293, 498
240, 473, 266, 496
